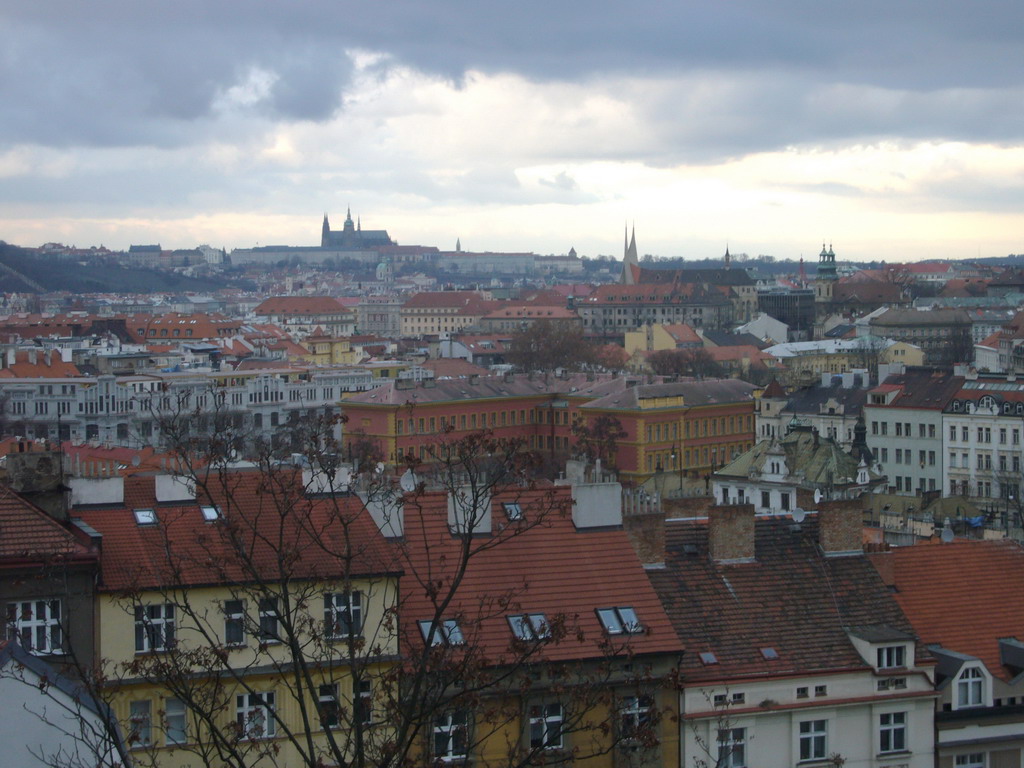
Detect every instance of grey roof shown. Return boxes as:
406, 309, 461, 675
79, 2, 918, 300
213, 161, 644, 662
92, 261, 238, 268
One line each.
784, 381, 869, 417
581, 378, 757, 410
702, 330, 767, 348
847, 624, 914, 643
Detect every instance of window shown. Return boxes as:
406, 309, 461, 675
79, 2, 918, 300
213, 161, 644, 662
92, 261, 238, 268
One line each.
799, 719, 827, 761
259, 597, 279, 643
717, 727, 746, 767
7, 599, 62, 654
318, 683, 340, 729
355, 679, 372, 726
237, 692, 276, 739
222, 599, 246, 646
619, 695, 654, 741
165, 698, 187, 745
596, 606, 643, 635
434, 710, 468, 762
877, 645, 905, 669
129, 700, 152, 747
814, 684, 827, 697
957, 666, 984, 708
324, 592, 362, 638
796, 686, 809, 699
133, 508, 157, 525
200, 504, 220, 521
508, 613, 550, 641
419, 619, 464, 646
879, 711, 906, 753
135, 604, 175, 652
955, 754, 985, 768
529, 703, 563, 750
761, 491, 770, 508
503, 502, 523, 521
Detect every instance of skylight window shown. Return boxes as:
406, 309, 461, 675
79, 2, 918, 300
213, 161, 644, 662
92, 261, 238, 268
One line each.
418, 619, 465, 646
761, 647, 779, 660
508, 613, 550, 641
133, 508, 157, 526
596, 606, 643, 635
200, 505, 221, 522
700, 651, 718, 666
503, 502, 523, 521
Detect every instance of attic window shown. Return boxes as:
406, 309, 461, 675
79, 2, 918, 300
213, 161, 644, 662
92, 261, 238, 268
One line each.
503, 502, 523, 521
418, 619, 464, 646
133, 508, 157, 526
508, 613, 550, 641
760, 647, 779, 660
200, 505, 221, 522
700, 651, 718, 666
596, 607, 643, 635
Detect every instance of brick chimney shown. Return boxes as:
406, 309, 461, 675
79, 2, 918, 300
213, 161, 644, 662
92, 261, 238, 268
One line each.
708, 504, 755, 563
818, 500, 862, 556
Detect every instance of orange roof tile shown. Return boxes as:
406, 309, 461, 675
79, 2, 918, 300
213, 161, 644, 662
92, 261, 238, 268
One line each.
0, 485, 95, 562
869, 539, 1024, 681
254, 296, 352, 316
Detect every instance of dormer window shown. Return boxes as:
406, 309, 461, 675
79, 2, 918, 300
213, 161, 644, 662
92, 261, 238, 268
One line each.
596, 606, 643, 635
877, 645, 906, 669
200, 505, 221, 522
956, 666, 985, 708
502, 502, 523, 521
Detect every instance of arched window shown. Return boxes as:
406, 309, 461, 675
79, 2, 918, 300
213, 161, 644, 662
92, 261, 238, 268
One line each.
957, 666, 984, 708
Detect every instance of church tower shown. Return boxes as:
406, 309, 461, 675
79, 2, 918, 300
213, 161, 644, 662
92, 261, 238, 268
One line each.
321, 213, 331, 247
620, 225, 639, 285
814, 242, 839, 324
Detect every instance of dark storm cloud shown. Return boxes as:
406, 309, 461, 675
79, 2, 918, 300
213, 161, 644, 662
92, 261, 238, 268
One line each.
3, 0, 1024, 156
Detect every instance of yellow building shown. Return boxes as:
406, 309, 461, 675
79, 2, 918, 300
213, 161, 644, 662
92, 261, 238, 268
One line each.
76, 469, 401, 768
302, 333, 361, 366
623, 322, 703, 357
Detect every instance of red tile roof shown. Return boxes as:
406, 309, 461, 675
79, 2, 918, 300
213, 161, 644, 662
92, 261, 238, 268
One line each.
74, 471, 398, 591
0, 485, 95, 562
254, 296, 352, 316
0, 349, 82, 378
869, 539, 1024, 681
400, 487, 682, 662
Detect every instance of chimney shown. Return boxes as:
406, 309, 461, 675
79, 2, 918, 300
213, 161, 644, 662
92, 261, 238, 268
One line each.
817, 500, 863, 556
6, 451, 68, 521
708, 504, 754, 563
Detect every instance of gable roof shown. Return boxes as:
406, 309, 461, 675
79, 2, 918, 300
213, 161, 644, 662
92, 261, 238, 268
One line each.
0, 485, 95, 562
648, 515, 925, 682
400, 487, 682, 663
74, 471, 398, 591
254, 296, 351, 316
869, 539, 1024, 681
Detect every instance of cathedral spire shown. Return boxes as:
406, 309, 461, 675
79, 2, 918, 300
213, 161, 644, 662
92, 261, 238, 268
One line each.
621, 223, 639, 285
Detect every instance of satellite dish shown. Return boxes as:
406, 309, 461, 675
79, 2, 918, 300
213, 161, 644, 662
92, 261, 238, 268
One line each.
791, 507, 806, 523
375, 462, 385, 475
131, 454, 141, 467
813, 489, 823, 504
940, 526, 955, 543
399, 469, 417, 493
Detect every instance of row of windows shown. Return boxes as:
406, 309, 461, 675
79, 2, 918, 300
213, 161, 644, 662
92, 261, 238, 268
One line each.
947, 452, 1022, 472
871, 421, 937, 438
419, 605, 644, 647
645, 444, 750, 473
717, 712, 907, 767
129, 681, 373, 748
950, 425, 1021, 444
132, 594, 361, 654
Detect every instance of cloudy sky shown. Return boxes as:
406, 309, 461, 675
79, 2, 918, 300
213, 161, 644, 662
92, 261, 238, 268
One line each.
2, 1, 1023, 262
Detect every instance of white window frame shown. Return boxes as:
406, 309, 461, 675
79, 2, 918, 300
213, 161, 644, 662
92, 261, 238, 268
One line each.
134, 604, 175, 653
955, 753, 985, 768
619, 695, 653, 741
799, 719, 827, 761
717, 726, 746, 768
529, 702, 563, 750
129, 700, 152, 747
318, 683, 340, 730
956, 666, 985, 709
879, 711, 907, 754
223, 599, 246, 646
7, 599, 62, 655
596, 606, 643, 635
324, 592, 362, 639
433, 710, 468, 762
877, 644, 906, 669
508, 613, 550, 641
236, 691, 276, 739
258, 597, 279, 643
355, 678, 372, 726
419, 618, 464, 646
164, 698, 187, 745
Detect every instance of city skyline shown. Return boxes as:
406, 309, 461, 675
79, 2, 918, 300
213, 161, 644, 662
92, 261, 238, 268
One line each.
2, 2, 1023, 261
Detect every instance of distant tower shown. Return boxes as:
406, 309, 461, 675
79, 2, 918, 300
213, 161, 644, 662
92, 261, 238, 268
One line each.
456, 238, 462, 252
724, 244, 731, 270
814, 242, 838, 312
568, 246, 577, 258
321, 213, 331, 247
621, 224, 639, 285
344, 206, 355, 233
